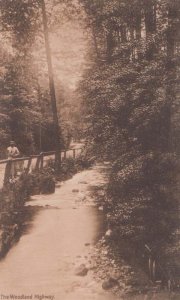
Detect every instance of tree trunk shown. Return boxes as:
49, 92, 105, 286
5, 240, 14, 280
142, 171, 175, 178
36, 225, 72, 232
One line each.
144, 0, 156, 60
106, 29, 113, 62
165, 0, 178, 151
41, 0, 62, 167
92, 25, 100, 61
135, 9, 142, 59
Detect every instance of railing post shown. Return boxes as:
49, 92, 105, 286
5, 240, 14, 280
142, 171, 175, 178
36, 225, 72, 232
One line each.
4, 160, 12, 186
152, 260, 156, 282
148, 256, 152, 280
59, 151, 61, 165
26, 156, 32, 174
35, 156, 40, 170
40, 153, 44, 169
148, 256, 156, 282
73, 149, 76, 159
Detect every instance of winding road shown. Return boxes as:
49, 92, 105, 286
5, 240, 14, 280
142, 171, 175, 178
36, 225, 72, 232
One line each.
0, 164, 118, 300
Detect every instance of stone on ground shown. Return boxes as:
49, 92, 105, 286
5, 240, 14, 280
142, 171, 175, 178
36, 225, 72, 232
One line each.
102, 277, 119, 290
75, 264, 88, 276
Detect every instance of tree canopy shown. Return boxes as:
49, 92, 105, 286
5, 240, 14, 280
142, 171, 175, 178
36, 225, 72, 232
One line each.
0, 0, 88, 157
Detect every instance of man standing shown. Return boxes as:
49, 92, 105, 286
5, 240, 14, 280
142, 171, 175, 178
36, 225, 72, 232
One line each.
7, 141, 20, 178
7, 141, 20, 159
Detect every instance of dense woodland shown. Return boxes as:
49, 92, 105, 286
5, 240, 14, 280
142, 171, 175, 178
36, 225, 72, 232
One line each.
0, 0, 86, 157
0, 0, 179, 283
80, 0, 180, 276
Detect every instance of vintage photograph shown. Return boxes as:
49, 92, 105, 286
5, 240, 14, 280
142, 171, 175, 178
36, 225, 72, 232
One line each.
0, 0, 179, 299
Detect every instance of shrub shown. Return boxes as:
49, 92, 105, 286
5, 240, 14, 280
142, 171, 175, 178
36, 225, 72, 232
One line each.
18, 166, 55, 196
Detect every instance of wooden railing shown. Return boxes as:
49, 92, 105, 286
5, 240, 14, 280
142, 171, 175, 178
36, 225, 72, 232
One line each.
0, 147, 82, 189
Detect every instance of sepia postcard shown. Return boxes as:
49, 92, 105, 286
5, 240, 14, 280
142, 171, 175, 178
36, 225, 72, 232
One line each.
0, 0, 179, 299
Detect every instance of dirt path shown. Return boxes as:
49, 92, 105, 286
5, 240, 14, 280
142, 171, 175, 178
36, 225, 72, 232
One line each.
0, 164, 118, 300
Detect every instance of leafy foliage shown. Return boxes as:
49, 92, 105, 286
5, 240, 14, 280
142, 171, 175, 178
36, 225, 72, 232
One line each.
80, 0, 180, 270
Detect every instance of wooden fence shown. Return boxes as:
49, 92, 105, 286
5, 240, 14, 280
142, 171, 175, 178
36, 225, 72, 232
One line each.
0, 148, 82, 189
